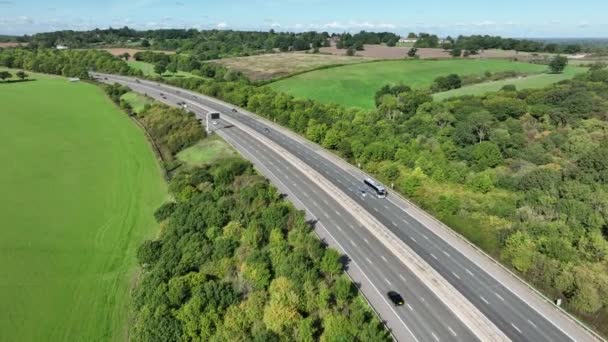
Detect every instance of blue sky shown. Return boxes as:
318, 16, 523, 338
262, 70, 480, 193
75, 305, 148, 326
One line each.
1, 0, 606, 37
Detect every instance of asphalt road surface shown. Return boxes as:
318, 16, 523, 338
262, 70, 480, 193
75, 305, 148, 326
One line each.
94, 73, 601, 342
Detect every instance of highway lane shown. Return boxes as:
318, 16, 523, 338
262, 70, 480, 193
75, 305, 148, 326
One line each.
95, 73, 600, 342
121, 79, 479, 342
223, 127, 478, 342
179, 90, 587, 342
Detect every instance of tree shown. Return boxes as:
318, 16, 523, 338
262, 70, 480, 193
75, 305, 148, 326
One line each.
154, 62, 167, 75
15, 70, 28, 80
563, 44, 581, 54
292, 38, 309, 51
320, 248, 342, 279
451, 47, 462, 57
432, 74, 462, 92
263, 277, 301, 334
120, 52, 130, 60
320, 313, 353, 341
472, 141, 503, 170
141, 39, 150, 47
346, 47, 355, 56
407, 47, 418, 58
549, 55, 568, 74
136, 239, 162, 267
501, 231, 536, 273
0, 71, 12, 81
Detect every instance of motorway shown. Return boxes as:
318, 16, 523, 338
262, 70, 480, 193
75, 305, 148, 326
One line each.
94, 73, 600, 342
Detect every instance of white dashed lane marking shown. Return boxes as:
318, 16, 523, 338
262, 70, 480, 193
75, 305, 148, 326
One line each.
511, 323, 522, 334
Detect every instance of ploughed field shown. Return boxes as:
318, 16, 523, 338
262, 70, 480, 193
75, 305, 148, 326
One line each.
269, 59, 585, 108
0, 71, 166, 341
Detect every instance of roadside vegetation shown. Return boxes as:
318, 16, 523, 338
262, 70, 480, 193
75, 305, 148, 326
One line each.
0, 70, 167, 341
103, 83, 204, 172
177, 135, 238, 167
133, 160, 390, 341
104, 79, 390, 341
165, 66, 608, 335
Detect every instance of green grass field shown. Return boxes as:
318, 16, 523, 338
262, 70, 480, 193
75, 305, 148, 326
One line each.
269, 59, 585, 108
0, 70, 167, 341
177, 135, 237, 167
120, 91, 153, 113
433, 66, 585, 100
128, 60, 200, 78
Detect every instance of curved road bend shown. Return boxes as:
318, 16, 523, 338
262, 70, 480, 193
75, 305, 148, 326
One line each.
94, 73, 602, 342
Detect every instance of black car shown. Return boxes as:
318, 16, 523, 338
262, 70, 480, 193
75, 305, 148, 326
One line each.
387, 291, 404, 306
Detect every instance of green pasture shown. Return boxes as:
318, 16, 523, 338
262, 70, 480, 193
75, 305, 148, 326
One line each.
0, 70, 166, 341
269, 59, 584, 108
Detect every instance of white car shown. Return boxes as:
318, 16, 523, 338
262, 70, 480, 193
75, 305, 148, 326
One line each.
212, 120, 218, 125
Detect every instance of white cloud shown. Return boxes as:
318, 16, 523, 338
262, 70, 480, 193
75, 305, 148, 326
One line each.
471, 20, 496, 27
216, 22, 227, 29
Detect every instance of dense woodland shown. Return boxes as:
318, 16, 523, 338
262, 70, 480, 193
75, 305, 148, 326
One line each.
166, 67, 608, 332
23, 28, 330, 59
9, 27, 596, 58
133, 160, 390, 341
0, 48, 134, 78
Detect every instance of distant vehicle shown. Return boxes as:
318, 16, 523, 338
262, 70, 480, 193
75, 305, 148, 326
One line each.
364, 178, 387, 198
135, 79, 140, 83
159, 92, 164, 96
212, 120, 218, 125
263, 127, 270, 133
359, 188, 367, 197
232, 108, 238, 113
387, 291, 404, 306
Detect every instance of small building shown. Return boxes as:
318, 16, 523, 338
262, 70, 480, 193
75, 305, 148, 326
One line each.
68, 77, 80, 82
399, 37, 417, 44
56, 45, 69, 50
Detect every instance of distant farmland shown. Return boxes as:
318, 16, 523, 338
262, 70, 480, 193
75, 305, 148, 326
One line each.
433, 66, 585, 100
215, 52, 372, 81
128, 60, 200, 78
0, 71, 166, 341
269, 59, 585, 108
